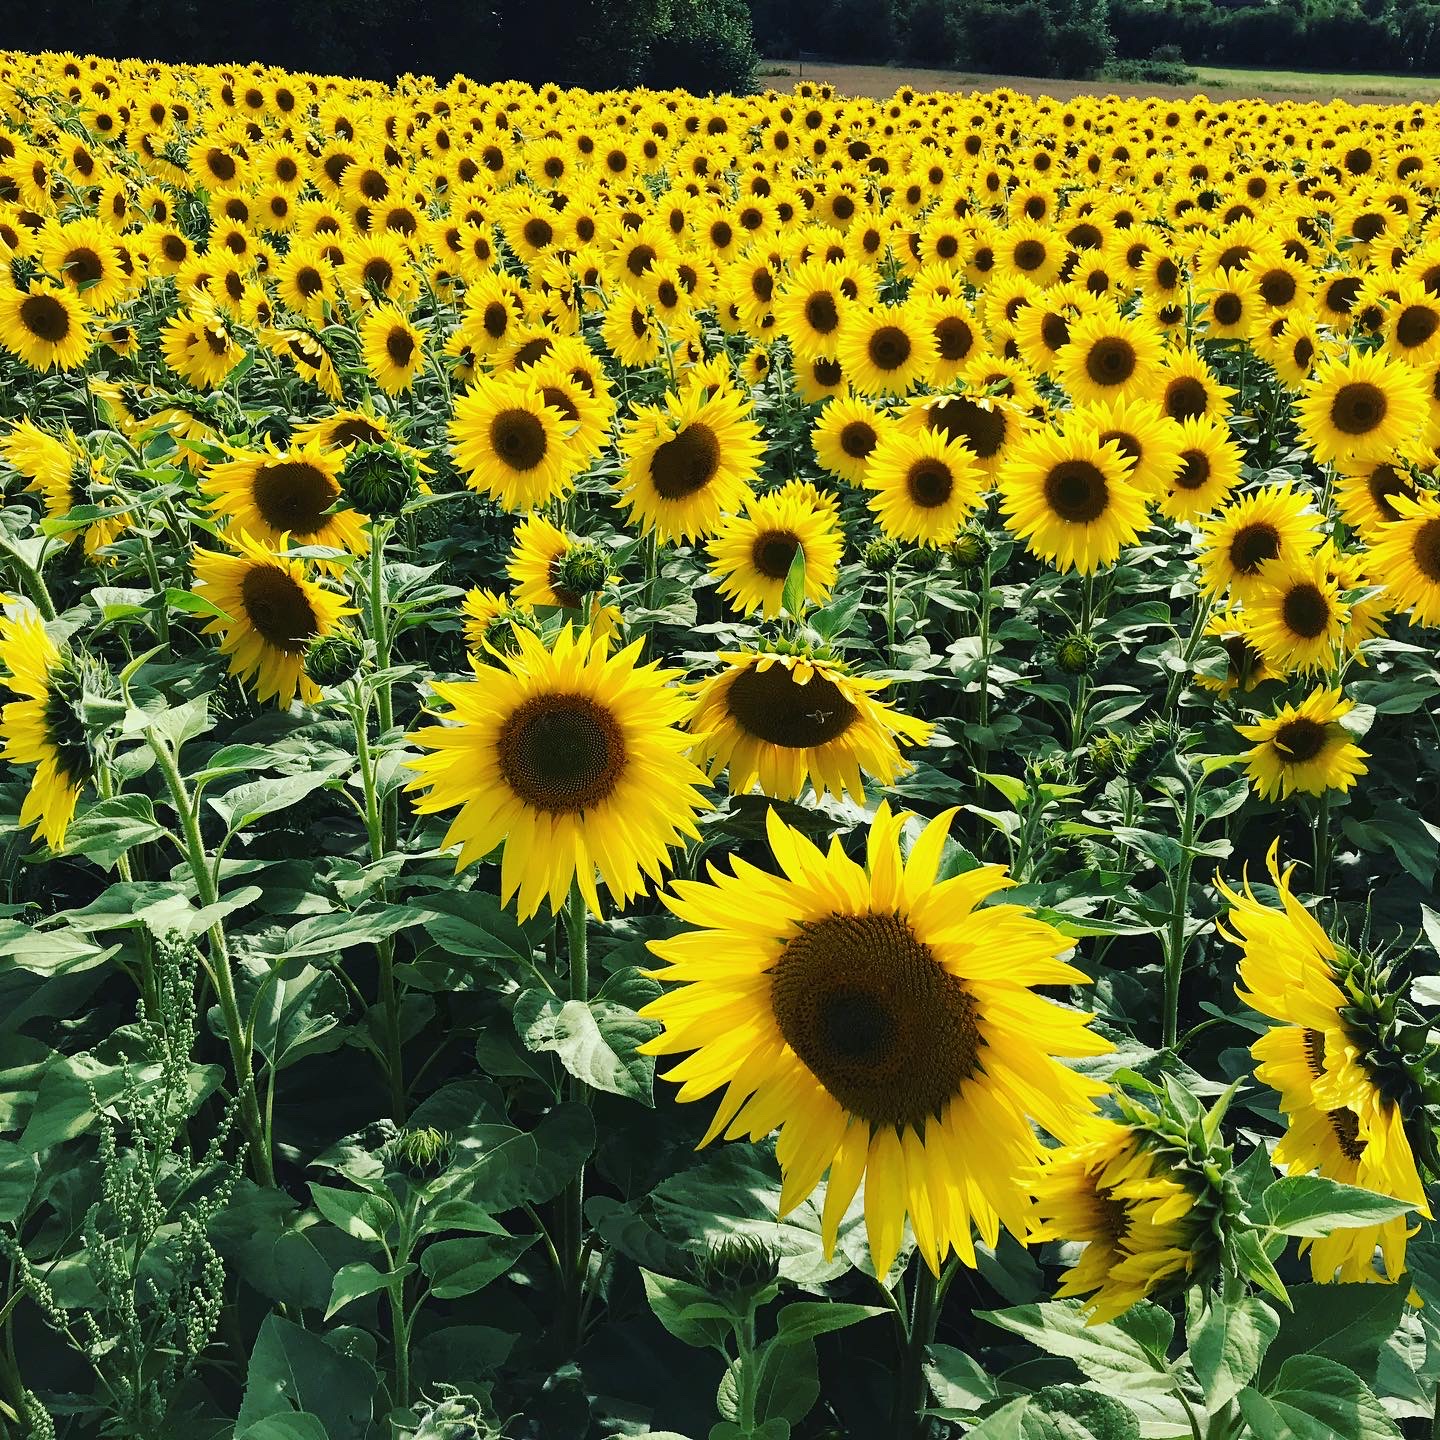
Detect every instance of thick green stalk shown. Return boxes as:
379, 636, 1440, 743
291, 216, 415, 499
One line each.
558, 881, 591, 1352
147, 731, 274, 1186
1163, 771, 1199, 1051
1312, 791, 1332, 895
895, 1261, 939, 1440
0, 537, 56, 621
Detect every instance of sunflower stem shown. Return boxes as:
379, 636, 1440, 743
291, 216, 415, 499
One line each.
1163, 766, 1199, 1052
558, 879, 591, 1354
366, 521, 397, 849
0, 536, 56, 622
885, 567, 897, 665
146, 727, 274, 1187
977, 553, 992, 731
895, 1260, 939, 1440
1312, 791, 1332, 895
1163, 590, 1214, 717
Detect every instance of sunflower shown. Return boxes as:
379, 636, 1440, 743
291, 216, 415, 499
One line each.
450, 374, 580, 512
1194, 483, 1323, 602
1077, 396, 1184, 497
1234, 687, 1368, 800
688, 649, 931, 804
1156, 349, 1236, 424
1219, 846, 1431, 1283
811, 395, 892, 484
40, 217, 130, 312
707, 481, 843, 618
639, 803, 1109, 1278
191, 531, 353, 709
506, 512, 606, 611
1364, 491, 1440, 626
206, 441, 367, 558
1380, 281, 1440, 365
1264, 310, 1329, 390
1335, 458, 1421, 537
1157, 414, 1245, 522
1197, 267, 1262, 340
1031, 1119, 1198, 1323
0, 282, 92, 371
0, 602, 96, 849
460, 586, 535, 658
617, 382, 764, 543
1195, 607, 1274, 695
160, 304, 244, 390
903, 391, 1027, 479
864, 426, 984, 547
999, 416, 1150, 574
838, 303, 935, 397
1, 419, 129, 559
405, 625, 710, 921
774, 257, 850, 360
360, 304, 425, 394
1055, 309, 1165, 407
1247, 554, 1349, 675
920, 294, 982, 386
600, 286, 663, 368
1297, 349, 1428, 467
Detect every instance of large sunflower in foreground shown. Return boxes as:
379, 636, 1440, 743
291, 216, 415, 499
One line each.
206, 440, 368, 558
192, 532, 354, 708
405, 625, 711, 921
998, 419, 1150, 574
707, 481, 843, 618
640, 804, 1110, 1276
1234, 686, 1368, 800
688, 649, 932, 804
1031, 1118, 1199, 1322
0, 602, 95, 849
617, 382, 764, 542
1219, 846, 1431, 1283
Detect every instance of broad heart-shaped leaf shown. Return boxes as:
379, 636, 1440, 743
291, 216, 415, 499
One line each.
325, 1260, 409, 1320
0, 918, 112, 977
419, 1232, 536, 1299
642, 1270, 735, 1350
209, 769, 341, 834
447, 1100, 594, 1212
977, 1301, 1174, 1395
307, 1183, 396, 1246
247, 963, 349, 1071
234, 1313, 375, 1440
1021, 1386, 1141, 1440
62, 794, 167, 870
1238, 1354, 1402, 1439
923, 1342, 999, 1418
236, 1416, 331, 1440
1257, 1174, 1417, 1236
755, 1334, 820, 1424
1187, 1292, 1279, 1410
512, 967, 661, 1103
773, 1300, 887, 1345
1259, 1282, 1407, 1386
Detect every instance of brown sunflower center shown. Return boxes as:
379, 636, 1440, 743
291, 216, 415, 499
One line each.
650, 422, 720, 499
1041, 312, 1070, 351
1212, 293, 1243, 327
490, 409, 547, 471
934, 316, 974, 362
1282, 582, 1331, 638
512, 336, 553, 370
813, 357, 843, 386
1164, 376, 1208, 421
1013, 239, 1046, 271
1085, 336, 1137, 385
906, 458, 954, 509
1175, 450, 1211, 490
725, 662, 858, 748
363, 257, 394, 290
64, 247, 103, 285
19, 293, 70, 342
541, 385, 580, 424
1412, 516, 1440, 582
1257, 270, 1295, 307
752, 528, 801, 580
926, 396, 1006, 459
1327, 1106, 1367, 1162
1228, 521, 1281, 574
496, 693, 626, 814
482, 301, 510, 339
769, 911, 982, 1129
522, 216, 553, 249
331, 417, 385, 446
240, 566, 319, 654
1293, 337, 1315, 372
867, 325, 912, 372
1330, 381, 1387, 437
296, 265, 324, 298
252, 461, 338, 536
805, 292, 840, 334
385, 327, 415, 368
839, 420, 877, 460
1045, 460, 1109, 523
1396, 304, 1439, 349
1098, 429, 1141, 467
1274, 716, 1327, 763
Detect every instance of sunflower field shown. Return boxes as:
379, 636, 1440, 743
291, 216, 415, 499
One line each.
0, 44, 1438, 1440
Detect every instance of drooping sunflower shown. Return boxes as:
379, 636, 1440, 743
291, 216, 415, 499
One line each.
0, 602, 96, 849
1194, 483, 1323, 602
1157, 414, 1245, 522
0, 419, 128, 558
450, 374, 580, 512
1195, 607, 1274, 695
404, 625, 711, 921
1364, 491, 1440, 626
1246, 554, 1349, 675
1031, 1118, 1199, 1323
1055, 309, 1165, 407
360, 304, 425, 394
0, 282, 92, 371
1219, 846, 1431, 1283
863, 427, 984, 547
837, 302, 935, 397
1297, 349, 1428, 467
639, 803, 1110, 1277
617, 381, 765, 543
1234, 686, 1368, 800
688, 649, 931, 804
191, 531, 354, 709
460, 586, 535, 659
998, 418, 1151, 575
811, 395, 892, 484
707, 480, 843, 618
206, 440, 367, 558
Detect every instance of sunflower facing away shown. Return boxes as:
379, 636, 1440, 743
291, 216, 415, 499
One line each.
707, 481, 843, 619
1219, 845, 1432, 1283
405, 625, 711, 921
1234, 686, 1368, 800
192, 531, 354, 708
0, 602, 97, 849
1031, 1118, 1199, 1322
640, 803, 1110, 1277
688, 649, 932, 804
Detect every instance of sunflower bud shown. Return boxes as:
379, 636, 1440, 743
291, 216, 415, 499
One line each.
553, 541, 609, 599
695, 1234, 781, 1302
340, 441, 419, 519
304, 630, 364, 688
393, 1125, 451, 1178
1053, 630, 1100, 675
863, 536, 900, 572
1129, 717, 1182, 777
1085, 729, 1132, 781
910, 544, 943, 574
949, 526, 992, 571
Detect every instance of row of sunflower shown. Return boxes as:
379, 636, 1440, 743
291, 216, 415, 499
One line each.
0, 44, 1435, 1440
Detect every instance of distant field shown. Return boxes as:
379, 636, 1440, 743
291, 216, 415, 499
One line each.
764, 58, 1440, 104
